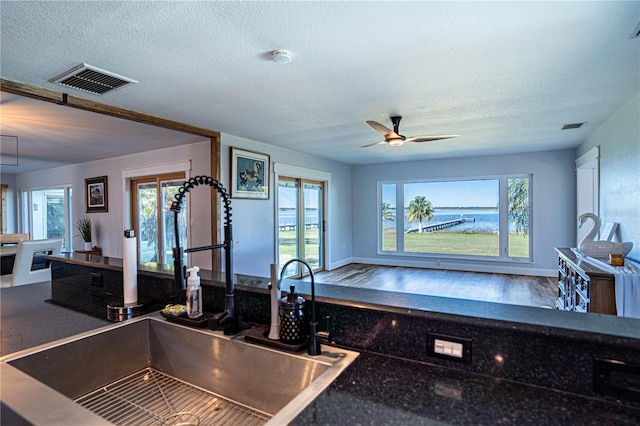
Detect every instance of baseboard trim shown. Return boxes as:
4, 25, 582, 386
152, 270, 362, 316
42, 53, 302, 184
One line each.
327, 257, 353, 271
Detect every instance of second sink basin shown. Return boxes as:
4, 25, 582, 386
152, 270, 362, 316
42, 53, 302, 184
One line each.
1, 314, 358, 425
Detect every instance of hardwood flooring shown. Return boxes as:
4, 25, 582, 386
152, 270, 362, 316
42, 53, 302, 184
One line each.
305, 264, 557, 308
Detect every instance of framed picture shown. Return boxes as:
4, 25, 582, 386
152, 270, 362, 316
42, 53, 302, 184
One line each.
85, 176, 108, 212
230, 148, 269, 199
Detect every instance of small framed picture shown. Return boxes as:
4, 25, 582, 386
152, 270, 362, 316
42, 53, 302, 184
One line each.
230, 148, 269, 199
85, 176, 108, 212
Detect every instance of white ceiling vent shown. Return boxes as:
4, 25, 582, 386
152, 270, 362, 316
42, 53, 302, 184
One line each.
48, 63, 138, 95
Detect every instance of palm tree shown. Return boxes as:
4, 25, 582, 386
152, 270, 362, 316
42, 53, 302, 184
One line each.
407, 195, 434, 233
381, 202, 395, 222
508, 178, 529, 235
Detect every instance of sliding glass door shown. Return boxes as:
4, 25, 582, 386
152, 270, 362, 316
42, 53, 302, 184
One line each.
131, 173, 186, 264
278, 177, 324, 274
303, 181, 324, 269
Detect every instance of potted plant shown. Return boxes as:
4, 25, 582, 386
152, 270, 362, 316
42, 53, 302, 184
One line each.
76, 216, 92, 250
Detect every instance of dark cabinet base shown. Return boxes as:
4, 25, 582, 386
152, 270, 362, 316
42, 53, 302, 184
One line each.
51, 281, 121, 319
49, 257, 178, 320
555, 248, 616, 315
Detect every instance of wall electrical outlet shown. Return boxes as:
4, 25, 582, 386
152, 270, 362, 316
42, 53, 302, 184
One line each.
427, 332, 472, 364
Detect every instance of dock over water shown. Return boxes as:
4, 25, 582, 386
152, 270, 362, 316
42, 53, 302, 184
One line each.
406, 217, 475, 233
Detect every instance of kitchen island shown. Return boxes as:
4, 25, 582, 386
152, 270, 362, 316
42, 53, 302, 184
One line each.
2, 281, 640, 425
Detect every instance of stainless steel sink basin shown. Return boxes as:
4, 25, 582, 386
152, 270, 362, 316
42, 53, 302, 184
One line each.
0, 314, 358, 425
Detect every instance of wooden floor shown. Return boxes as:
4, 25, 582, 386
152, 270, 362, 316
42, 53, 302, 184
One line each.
306, 264, 557, 308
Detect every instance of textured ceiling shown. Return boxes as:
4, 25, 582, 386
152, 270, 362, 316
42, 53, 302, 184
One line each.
1, 1, 639, 174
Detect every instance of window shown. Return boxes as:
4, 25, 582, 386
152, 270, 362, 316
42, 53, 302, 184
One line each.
22, 186, 72, 250
507, 177, 530, 258
381, 183, 397, 252
379, 176, 531, 260
278, 177, 325, 273
131, 173, 186, 264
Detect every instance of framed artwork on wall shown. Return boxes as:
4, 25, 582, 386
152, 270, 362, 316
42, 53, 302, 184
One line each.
230, 147, 269, 199
85, 176, 108, 212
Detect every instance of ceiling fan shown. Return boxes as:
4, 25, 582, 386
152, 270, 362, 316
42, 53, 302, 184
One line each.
362, 116, 458, 148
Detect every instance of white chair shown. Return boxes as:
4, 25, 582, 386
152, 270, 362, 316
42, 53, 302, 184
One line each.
0, 238, 63, 288
0, 233, 29, 246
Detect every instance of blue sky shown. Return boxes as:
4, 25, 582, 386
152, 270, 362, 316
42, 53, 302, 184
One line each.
279, 179, 499, 210
383, 180, 499, 208
278, 186, 320, 209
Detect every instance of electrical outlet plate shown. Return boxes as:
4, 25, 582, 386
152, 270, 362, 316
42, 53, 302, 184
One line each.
427, 332, 472, 364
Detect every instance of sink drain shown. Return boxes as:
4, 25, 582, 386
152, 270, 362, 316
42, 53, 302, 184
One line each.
161, 411, 200, 426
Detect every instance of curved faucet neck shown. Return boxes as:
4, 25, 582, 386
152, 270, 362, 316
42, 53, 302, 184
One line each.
279, 258, 316, 321
279, 258, 322, 356
170, 176, 241, 335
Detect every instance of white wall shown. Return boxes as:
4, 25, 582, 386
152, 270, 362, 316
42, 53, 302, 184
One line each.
578, 94, 640, 263
12, 133, 353, 278
220, 133, 352, 277
351, 149, 577, 276
16, 141, 211, 263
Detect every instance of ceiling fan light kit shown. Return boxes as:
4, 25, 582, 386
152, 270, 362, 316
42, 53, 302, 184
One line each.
363, 116, 458, 148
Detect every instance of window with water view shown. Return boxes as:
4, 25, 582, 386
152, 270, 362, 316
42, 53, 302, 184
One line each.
380, 176, 530, 260
278, 177, 324, 274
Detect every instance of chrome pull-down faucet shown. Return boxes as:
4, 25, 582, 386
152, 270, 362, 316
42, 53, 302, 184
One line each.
279, 258, 325, 356
170, 176, 247, 335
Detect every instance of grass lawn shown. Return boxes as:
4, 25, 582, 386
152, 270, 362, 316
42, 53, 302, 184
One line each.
278, 229, 320, 266
279, 228, 529, 263
383, 230, 529, 257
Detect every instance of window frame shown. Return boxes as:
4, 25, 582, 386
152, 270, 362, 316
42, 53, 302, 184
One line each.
377, 174, 533, 263
130, 172, 186, 264
277, 176, 326, 275
20, 185, 73, 251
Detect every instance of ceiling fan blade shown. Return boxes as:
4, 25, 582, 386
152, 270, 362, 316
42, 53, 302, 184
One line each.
406, 135, 459, 143
360, 140, 388, 148
366, 120, 399, 139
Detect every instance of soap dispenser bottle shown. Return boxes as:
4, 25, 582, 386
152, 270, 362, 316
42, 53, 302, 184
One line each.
186, 266, 202, 319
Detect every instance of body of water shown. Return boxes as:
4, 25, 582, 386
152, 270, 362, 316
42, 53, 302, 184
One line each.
280, 207, 509, 233
385, 208, 500, 233
279, 209, 318, 227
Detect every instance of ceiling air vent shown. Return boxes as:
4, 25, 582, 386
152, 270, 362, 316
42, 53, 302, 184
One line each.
562, 122, 586, 130
48, 63, 138, 95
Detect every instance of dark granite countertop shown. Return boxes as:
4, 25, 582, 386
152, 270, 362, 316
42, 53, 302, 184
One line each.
3, 282, 640, 424
292, 351, 640, 425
